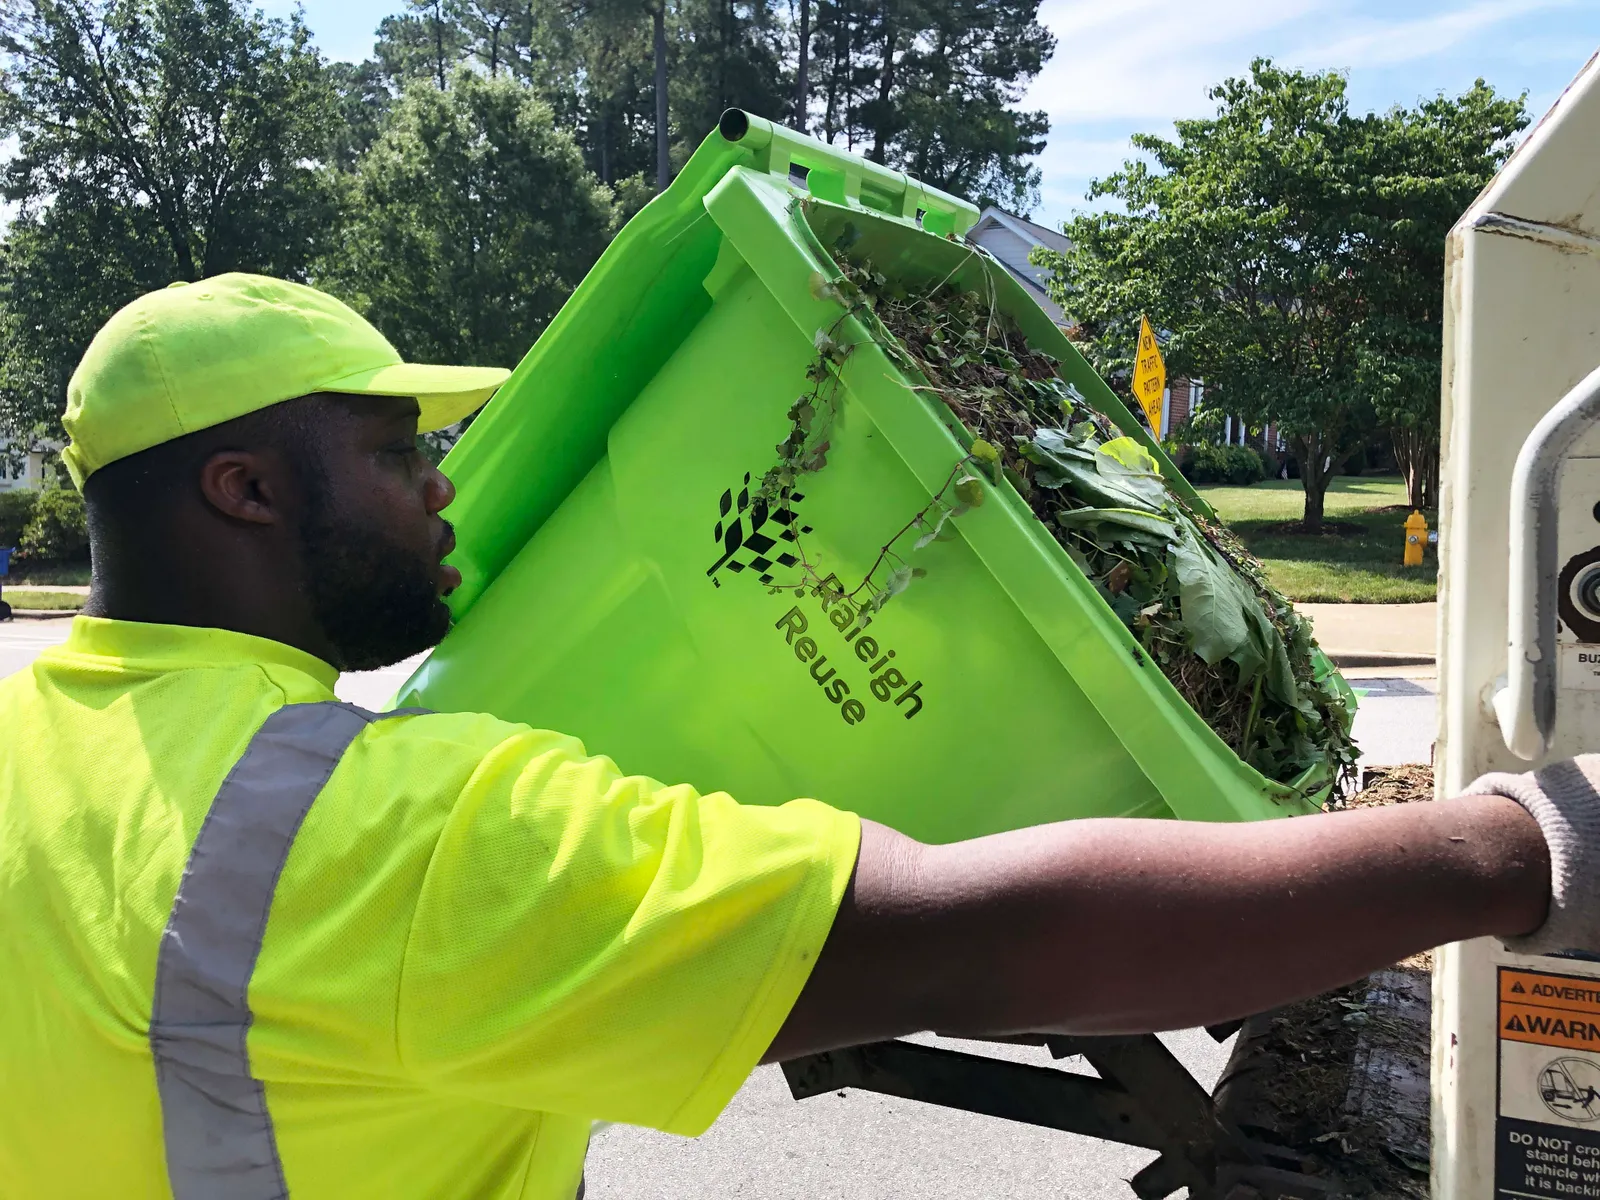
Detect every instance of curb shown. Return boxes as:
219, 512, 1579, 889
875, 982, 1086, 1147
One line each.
1327, 651, 1435, 668
6, 609, 81, 620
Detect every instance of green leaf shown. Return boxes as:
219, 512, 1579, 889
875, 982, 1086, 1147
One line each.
1054, 506, 1177, 543
813, 327, 846, 361
1034, 427, 1094, 457
915, 504, 968, 549
1098, 436, 1160, 473
970, 437, 1001, 464
1172, 532, 1251, 665
1028, 429, 1165, 512
885, 565, 915, 597
954, 474, 986, 507
1094, 439, 1166, 507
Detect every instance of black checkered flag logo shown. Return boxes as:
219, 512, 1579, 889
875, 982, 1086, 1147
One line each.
706, 472, 811, 587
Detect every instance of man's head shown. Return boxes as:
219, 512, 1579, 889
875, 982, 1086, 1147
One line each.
68, 275, 510, 671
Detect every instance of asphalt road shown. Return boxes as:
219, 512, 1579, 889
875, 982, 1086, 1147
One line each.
1347, 673, 1437, 768
0, 617, 1438, 1199
587, 1030, 1238, 1200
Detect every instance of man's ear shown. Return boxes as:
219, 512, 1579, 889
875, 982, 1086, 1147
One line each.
198, 450, 284, 526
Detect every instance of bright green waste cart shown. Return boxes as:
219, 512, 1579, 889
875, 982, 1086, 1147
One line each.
397, 110, 1352, 841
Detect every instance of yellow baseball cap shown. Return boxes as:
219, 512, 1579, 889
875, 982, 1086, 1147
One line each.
62, 273, 512, 485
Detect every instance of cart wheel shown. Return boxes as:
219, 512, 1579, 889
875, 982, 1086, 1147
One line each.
0, 599, 11, 622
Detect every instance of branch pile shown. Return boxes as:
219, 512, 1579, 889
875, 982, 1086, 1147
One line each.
840, 255, 1357, 788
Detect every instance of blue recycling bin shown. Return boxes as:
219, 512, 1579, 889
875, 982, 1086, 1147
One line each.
0, 547, 11, 577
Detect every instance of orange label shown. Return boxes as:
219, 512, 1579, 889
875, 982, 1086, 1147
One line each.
1500, 969, 1600, 1049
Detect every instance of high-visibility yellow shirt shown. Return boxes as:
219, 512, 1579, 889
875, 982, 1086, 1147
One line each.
0, 617, 860, 1198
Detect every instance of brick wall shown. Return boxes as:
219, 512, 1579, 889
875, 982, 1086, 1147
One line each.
1167, 377, 1194, 429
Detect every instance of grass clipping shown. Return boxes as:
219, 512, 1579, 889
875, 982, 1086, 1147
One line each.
840, 256, 1357, 788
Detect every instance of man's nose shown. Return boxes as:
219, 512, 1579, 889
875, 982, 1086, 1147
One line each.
425, 464, 456, 514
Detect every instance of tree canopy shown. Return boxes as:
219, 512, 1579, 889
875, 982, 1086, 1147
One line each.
367, 0, 1054, 206
1037, 60, 1524, 529
316, 71, 618, 371
0, 0, 342, 443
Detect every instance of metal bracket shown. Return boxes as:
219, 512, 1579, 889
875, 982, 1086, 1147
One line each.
782, 1032, 1336, 1199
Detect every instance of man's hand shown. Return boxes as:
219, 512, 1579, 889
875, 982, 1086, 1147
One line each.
765, 790, 1550, 1063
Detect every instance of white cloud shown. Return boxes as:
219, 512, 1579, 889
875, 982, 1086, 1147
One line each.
1031, 135, 1141, 217
1023, 0, 1597, 223
1025, 0, 1327, 122
1290, 0, 1579, 71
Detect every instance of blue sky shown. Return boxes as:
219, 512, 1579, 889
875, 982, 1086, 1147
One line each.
270, 0, 1600, 228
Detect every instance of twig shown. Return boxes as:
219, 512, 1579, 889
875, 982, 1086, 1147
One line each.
846, 455, 974, 604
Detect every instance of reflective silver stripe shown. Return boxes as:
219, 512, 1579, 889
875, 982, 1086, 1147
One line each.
150, 701, 427, 1200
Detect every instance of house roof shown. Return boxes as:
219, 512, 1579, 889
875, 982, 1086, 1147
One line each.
966, 207, 1073, 322
972, 207, 1073, 257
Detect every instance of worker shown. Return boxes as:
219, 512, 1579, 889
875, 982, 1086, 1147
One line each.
0, 273, 1592, 1199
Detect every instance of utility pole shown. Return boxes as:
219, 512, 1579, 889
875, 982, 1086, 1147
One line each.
793, 0, 810, 133
654, 0, 670, 190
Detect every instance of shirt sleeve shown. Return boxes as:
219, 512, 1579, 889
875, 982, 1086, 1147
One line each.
394, 720, 861, 1134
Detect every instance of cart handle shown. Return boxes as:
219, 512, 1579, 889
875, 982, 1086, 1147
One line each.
717, 108, 978, 238
1494, 362, 1600, 759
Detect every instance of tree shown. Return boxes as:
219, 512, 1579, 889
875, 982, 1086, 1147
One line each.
807, 0, 1051, 211
883, 0, 1051, 211
0, 0, 343, 444
1037, 61, 1521, 530
1351, 83, 1526, 509
561, 0, 672, 188
376, 0, 467, 90
571, 13, 656, 185
376, 0, 549, 86
670, 0, 788, 162
454, 0, 536, 76
328, 59, 394, 170
316, 71, 618, 372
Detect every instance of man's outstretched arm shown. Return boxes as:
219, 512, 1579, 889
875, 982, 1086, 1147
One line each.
765, 793, 1549, 1062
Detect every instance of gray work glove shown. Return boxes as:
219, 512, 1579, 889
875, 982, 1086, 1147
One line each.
1468, 756, 1600, 955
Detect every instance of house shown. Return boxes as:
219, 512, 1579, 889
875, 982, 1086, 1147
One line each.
969, 208, 1199, 437
966, 207, 1073, 325
0, 440, 49, 492
968, 209, 1285, 458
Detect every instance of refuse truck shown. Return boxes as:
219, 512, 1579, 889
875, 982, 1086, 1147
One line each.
1434, 48, 1600, 1200
396, 109, 1355, 844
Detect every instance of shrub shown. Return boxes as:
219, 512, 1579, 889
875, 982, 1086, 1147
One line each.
17, 487, 88, 565
1182, 443, 1267, 486
0, 489, 38, 550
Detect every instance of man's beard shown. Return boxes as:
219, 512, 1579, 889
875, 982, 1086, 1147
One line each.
297, 495, 452, 674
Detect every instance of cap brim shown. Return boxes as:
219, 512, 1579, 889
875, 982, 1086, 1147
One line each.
318, 361, 512, 433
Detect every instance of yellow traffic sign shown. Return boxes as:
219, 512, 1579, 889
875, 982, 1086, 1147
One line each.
1132, 315, 1166, 438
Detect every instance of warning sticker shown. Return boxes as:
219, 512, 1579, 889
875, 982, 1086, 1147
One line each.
1498, 967, 1600, 1198
1560, 645, 1600, 692
1503, 970, 1600, 1052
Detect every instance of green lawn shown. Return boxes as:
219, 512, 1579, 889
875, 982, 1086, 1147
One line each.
3, 588, 84, 611
1195, 476, 1437, 604
2, 563, 89, 587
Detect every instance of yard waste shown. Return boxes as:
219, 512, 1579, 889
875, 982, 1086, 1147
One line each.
397, 110, 1356, 840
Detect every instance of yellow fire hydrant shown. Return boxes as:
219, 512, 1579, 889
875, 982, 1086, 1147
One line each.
1404, 510, 1428, 567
